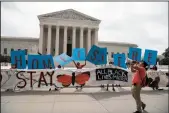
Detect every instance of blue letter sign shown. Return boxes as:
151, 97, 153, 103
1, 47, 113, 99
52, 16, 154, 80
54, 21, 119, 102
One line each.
128, 47, 142, 62
10, 50, 26, 69
86, 45, 107, 65
113, 53, 127, 69
53, 53, 73, 66
28, 55, 55, 69
144, 49, 157, 65
72, 48, 86, 61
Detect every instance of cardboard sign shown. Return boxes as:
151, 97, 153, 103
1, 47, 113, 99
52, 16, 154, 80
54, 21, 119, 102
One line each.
42, 55, 55, 68
128, 47, 142, 62
53, 53, 73, 66
113, 53, 127, 69
10, 46, 158, 70
28, 55, 55, 69
86, 45, 107, 65
144, 49, 158, 65
96, 68, 128, 82
10, 50, 26, 69
28, 55, 41, 69
72, 48, 86, 61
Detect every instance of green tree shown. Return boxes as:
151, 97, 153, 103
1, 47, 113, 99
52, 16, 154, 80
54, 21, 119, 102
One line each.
162, 47, 169, 57
161, 47, 169, 65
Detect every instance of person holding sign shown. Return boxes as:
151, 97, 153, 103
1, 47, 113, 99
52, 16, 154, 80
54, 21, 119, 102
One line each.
73, 60, 86, 69
72, 60, 87, 90
10, 64, 17, 69
72, 48, 87, 69
131, 61, 147, 113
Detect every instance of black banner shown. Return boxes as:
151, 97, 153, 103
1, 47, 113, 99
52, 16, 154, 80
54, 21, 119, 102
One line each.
96, 68, 128, 82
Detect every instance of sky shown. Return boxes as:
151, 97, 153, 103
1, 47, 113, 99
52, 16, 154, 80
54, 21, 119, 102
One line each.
1, 2, 168, 55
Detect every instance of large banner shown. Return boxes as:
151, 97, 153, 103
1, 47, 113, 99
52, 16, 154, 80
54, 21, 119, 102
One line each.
1, 67, 168, 92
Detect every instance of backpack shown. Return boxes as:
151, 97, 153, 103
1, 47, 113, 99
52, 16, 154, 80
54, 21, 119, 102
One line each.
141, 74, 149, 87
139, 71, 148, 87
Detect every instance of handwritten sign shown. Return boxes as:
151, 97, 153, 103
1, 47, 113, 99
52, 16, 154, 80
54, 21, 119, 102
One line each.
147, 70, 166, 76
10, 45, 158, 69
10, 50, 26, 69
72, 48, 86, 61
128, 47, 142, 62
96, 68, 128, 82
28, 55, 41, 69
113, 53, 127, 69
144, 49, 157, 65
53, 53, 73, 66
86, 45, 107, 65
28, 55, 55, 69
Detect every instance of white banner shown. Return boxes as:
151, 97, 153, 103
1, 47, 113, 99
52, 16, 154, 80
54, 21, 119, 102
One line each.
1, 67, 168, 92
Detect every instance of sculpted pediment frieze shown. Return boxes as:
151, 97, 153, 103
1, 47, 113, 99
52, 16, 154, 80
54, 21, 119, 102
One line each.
38, 9, 101, 23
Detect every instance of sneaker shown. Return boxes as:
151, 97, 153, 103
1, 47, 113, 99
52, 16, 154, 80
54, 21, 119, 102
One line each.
55, 88, 58, 91
133, 111, 142, 113
142, 103, 146, 110
49, 88, 51, 91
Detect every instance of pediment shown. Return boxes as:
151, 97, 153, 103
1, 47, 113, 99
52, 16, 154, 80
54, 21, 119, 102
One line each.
38, 9, 100, 22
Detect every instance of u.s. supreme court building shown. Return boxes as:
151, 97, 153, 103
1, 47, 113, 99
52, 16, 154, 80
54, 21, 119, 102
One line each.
1, 9, 137, 66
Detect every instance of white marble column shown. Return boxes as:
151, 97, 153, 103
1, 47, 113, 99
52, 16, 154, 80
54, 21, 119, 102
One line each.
94, 28, 99, 45
80, 27, 84, 48
39, 24, 44, 54
63, 26, 68, 53
47, 25, 52, 54
55, 26, 60, 56
87, 28, 91, 52
72, 27, 76, 49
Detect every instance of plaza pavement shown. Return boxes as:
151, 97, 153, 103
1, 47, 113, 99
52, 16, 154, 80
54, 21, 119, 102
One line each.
1, 87, 168, 113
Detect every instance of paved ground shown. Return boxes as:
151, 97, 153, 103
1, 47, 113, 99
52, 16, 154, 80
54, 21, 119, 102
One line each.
1, 87, 168, 113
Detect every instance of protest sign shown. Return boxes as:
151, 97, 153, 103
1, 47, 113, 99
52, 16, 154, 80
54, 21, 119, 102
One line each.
144, 49, 158, 65
128, 47, 142, 62
53, 53, 73, 66
28, 55, 55, 69
28, 55, 42, 69
72, 48, 86, 61
100, 47, 107, 64
86, 45, 107, 65
95, 68, 128, 82
113, 53, 127, 69
10, 50, 26, 69
10, 45, 158, 70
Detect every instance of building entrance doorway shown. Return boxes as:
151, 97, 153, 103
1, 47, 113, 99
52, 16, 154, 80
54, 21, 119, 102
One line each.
67, 44, 72, 56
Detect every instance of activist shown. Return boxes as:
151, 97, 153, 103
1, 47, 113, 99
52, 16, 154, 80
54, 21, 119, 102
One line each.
73, 60, 86, 69
150, 65, 157, 71
10, 64, 17, 69
152, 65, 157, 71
108, 61, 113, 67
131, 60, 147, 113
57, 65, 64, 69
109, 61, 117, 91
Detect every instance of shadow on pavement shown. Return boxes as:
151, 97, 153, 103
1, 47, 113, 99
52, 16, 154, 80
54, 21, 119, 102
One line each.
92, 88, 168, 100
